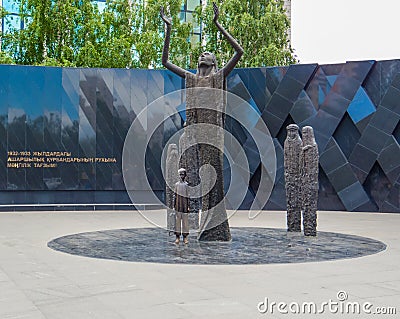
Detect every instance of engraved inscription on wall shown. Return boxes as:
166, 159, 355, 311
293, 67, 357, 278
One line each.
7, 151, 117, 169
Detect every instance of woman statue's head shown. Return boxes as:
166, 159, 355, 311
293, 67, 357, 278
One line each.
286, 124, 300, 140
302, 126, 316, 146
197, 51, 218, 74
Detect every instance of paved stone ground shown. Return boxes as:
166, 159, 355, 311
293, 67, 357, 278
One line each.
0, 210, 399, 318
48, 228, 385, 265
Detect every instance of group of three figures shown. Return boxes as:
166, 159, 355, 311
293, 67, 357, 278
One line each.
161, 3, 244, 243
284, 125, 319, 236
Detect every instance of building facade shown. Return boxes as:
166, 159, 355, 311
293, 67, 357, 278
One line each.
1, 0, 24, 35
0, 0, 201, 37
284, 0, 291, 41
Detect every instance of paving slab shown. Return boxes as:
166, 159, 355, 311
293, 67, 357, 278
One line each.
0, 210, 399, 318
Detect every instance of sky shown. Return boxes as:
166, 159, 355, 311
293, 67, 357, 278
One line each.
291, 0, 400, 64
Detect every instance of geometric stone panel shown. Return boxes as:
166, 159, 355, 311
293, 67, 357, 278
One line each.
1, 60, 400, 212
362, 162, 392, 211
337, 182, 371, 211
333, 113, 361, 158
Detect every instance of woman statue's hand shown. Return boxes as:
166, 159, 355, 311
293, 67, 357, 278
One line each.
160, 7, 172, 26
213, 2, 219, 22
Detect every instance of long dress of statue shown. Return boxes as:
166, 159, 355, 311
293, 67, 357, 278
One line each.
166, 144, 179, 232
161, 3, 243, 241
284, 124, 302, 232
178, 125, 199, 230
301, 126, 319, 236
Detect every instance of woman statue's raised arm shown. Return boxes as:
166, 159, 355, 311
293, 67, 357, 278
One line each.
212, 2, 244, 77
160, 7, 189, 79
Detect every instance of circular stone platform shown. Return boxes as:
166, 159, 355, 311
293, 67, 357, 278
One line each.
48, 228, 386, 265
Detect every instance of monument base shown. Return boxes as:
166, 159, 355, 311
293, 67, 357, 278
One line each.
198, 220, 231, 241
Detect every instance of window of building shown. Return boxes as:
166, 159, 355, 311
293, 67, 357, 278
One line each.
186, 0, 199, 11
180, 0, 202, 44
2, 0, 18, 13
3, 14, 21, 33
92, 0, 106, 13
1, 0, 23, 34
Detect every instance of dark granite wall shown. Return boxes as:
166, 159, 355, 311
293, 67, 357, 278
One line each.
0, 60, 399, 212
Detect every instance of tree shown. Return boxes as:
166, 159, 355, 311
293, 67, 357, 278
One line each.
0, 51, 15, 64
131, 0, 192, 69
0, 4, 15, 64
1, 0, 101, 66
0, 0, 193, 68
0, 0, 295, 68
193, 0, 296, 68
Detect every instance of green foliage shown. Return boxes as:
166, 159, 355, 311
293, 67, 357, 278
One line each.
0, 0, 295, 68
193, 0, 296, 68
131, 0, 192, 68
0, 51, 15, 64
1, 0, 101, 66
0, 0, 192, 68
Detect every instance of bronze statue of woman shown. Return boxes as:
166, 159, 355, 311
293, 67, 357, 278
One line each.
161, 3, 243, 241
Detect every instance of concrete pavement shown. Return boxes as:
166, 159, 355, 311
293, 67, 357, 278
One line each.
0, 210, 399, 318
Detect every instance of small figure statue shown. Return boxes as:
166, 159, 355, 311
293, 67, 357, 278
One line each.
301, 126, 319, 236
174, 168, 190, 244
161, 3, 243, 241
284, 124, 302, 232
